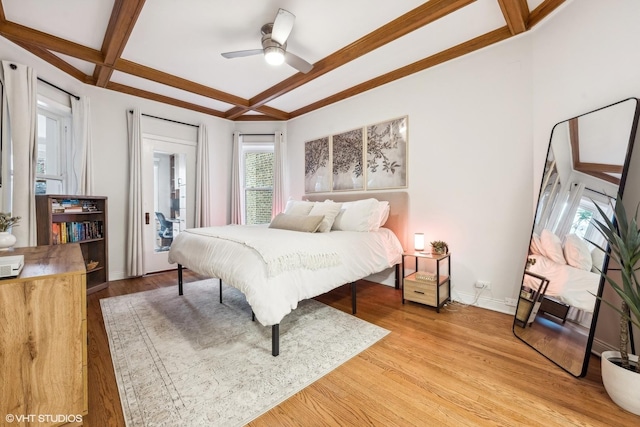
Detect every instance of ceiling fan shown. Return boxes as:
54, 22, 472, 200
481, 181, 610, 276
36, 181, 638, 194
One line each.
221, 8, 313, 73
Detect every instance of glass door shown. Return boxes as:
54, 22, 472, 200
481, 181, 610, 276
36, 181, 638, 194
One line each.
142, 136, 195, 273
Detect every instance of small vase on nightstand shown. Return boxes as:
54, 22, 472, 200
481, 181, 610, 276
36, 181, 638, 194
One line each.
0, 231, 16, 250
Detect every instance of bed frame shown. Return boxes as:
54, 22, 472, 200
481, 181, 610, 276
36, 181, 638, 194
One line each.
176, 191, 408, 356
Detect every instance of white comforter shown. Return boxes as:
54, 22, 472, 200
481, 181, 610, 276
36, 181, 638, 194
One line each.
524, 254, 602, 312
168, 225, 403, 326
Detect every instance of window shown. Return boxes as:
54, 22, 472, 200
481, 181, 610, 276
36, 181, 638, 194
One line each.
36, 97, 71, 194
241, 139, 274, 225
569, 190, 613, 249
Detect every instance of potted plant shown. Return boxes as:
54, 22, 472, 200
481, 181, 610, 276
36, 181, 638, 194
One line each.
430, 240, 448, 255
0, 212, 20, 250
590, 197, 640, 415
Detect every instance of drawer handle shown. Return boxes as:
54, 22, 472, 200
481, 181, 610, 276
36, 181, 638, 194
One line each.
414, 290, 425, 295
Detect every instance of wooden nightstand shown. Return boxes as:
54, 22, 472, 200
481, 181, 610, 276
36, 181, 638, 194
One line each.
401, 251, 451, 312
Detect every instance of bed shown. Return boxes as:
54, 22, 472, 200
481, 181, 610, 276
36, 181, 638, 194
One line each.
168, 192, 407, 356
523, 230, 603, 314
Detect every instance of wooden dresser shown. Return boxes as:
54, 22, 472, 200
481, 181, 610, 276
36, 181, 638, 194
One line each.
0, 244, 87, 426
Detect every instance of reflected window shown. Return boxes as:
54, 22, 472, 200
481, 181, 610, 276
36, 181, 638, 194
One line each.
569, 192, 612, 249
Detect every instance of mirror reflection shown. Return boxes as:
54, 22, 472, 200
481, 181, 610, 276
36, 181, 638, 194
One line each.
514, 98, 640, 377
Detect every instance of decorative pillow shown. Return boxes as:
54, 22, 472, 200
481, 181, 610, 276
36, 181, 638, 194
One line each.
332, 198, 379, 232
308, 201, 343, 232
283, 200, 314, 216
563, 234, 592, 271
376, 201, 390, 229
268, 213, 324, 233
529, 233, 544, 255
540, 229, 566, 264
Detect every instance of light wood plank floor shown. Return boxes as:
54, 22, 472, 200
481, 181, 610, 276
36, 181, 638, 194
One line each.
86, 271, 639, 426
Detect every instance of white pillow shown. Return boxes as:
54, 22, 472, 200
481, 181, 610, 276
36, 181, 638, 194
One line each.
563, 234, 592, 271
540, 229, 566, 264
308, 201, 343, 232
529, 233, 544, 255
376, 201, 390, 229
332, 198, 379, 232
283, 200, 314, 216
591, 246, 606, 273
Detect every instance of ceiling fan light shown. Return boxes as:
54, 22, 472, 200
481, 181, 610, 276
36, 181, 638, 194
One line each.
264, 46, 285, 66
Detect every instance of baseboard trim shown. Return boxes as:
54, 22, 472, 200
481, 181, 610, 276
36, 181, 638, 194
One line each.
452, 290, 517, 316
591, 338, 617, 357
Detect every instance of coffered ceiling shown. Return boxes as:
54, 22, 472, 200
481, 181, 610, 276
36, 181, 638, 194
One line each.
0, 0, 566, 121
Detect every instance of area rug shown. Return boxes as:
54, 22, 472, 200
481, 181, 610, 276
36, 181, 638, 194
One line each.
100, 279, 389, 426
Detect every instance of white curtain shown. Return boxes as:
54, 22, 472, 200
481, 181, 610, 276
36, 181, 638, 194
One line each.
69, 96, 93, 195
0, 61, 37, 247
195, 124, 211, 227
553, 182, 585, 238
271, 131, 285, 217
126, 108, 144, 276
230, 131, 242, 224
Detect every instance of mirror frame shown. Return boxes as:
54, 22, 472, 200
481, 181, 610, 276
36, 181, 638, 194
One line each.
513, 97, 640, 377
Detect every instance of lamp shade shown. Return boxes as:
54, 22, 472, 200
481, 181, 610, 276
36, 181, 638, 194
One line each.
264, 46, 285, 65
414, 233, 425, 251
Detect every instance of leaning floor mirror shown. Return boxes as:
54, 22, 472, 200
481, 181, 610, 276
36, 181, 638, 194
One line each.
513, 97, 640, 377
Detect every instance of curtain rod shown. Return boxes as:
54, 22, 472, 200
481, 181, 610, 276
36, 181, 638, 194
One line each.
128, 110, 198, 128
238, 133, 275, 136
37, 77, 80, 100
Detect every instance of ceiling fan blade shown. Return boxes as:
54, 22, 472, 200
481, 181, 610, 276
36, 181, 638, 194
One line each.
284, 51, 313, 73
271, 8, 295, 45
221, 49, 263, 59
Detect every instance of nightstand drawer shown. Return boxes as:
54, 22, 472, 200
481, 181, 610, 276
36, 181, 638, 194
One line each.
404, 273, 449, 306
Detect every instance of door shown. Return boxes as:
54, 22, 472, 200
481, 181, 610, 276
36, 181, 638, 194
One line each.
142, 136, 196, 273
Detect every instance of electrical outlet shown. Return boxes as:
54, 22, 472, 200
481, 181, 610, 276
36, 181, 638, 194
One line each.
505, 297, 517, 307
475, 280, 491, 290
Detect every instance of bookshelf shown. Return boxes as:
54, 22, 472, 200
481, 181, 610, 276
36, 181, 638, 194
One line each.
36, 194, 109, 294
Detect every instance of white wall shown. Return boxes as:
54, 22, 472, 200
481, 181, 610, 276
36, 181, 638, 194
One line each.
529, 0, 640, 352
287, 35, 534, 313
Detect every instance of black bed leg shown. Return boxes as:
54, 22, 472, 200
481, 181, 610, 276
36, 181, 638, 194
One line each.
219, 278, 222, 303
178, 264, 183, 295
272, 324, 280, 357
351, 282, 357, 314
395, 263, 400, 289
252, 311, 255, 322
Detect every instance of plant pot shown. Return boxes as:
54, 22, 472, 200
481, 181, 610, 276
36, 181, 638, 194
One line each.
601, 351, 640, 415
0, 231, 16, 251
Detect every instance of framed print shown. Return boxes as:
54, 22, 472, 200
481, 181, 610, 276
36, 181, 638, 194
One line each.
305, 136, 331, 193
332, 127, 364, 191
366, 116, 407, 189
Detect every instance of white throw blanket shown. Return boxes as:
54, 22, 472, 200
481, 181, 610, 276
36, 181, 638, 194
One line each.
186, 225, 341, 277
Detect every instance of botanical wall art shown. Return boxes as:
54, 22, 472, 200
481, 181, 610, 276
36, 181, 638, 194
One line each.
303, 115, 408, 193
304, 136, 331, 193
366, 116, 407, 189
332, 128, 364, 191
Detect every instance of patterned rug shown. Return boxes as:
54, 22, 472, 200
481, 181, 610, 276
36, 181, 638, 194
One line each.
100, 280, 389, 426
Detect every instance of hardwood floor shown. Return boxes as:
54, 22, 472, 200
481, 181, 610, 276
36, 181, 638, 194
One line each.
86, 271, 639, 426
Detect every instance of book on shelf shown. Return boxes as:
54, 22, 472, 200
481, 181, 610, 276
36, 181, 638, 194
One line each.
53, 221, 104, 244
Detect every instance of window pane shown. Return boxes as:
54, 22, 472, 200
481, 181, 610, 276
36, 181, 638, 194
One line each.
244, 152, 274, 188
245, 189, 273, 225
37, 113, 60, 176
35, 178, 63, 195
